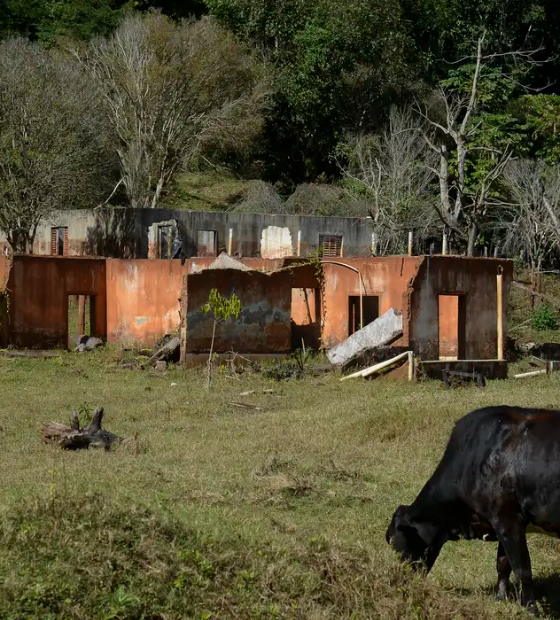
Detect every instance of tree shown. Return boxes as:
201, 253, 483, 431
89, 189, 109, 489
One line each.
0, 38, 115, 252
0, 0, 131, 43
416, 34, 545, 255
206, 0, 416, 187
502, 159, 558, 276
201, 288, 241, 389
77, 13, 265, 209
341, 107, 438, 254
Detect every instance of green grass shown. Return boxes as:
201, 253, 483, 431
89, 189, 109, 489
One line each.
1, 352, 560, 617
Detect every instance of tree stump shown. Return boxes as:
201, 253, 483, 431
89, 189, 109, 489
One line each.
42, 408, 126, 450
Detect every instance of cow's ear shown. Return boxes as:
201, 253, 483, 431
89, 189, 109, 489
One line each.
394, 522, 429, 556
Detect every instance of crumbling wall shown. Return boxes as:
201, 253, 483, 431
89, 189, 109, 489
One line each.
319, 256, 423, 349
106, 259, 184, 344
0, 208, 373, 259
7, 256, 107, 349
182, 268, 292, 355
408, 256, 512, 360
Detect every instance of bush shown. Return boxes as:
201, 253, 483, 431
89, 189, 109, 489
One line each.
532, 303, 559, 331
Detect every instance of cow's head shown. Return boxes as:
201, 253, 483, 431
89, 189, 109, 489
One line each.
385, 505, 444, 572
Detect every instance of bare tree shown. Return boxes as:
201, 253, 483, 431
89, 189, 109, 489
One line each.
77, 13, 266, 209
0, 38, 114, 252
502, 160, 557, 278
417, 33, 542, 255
341, 106, 438, 254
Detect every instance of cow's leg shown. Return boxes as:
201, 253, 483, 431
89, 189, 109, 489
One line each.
493, 521, 538, 616
496, 542, 512, 600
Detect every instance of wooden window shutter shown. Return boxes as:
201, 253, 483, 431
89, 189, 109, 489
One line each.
63, 227, 69, 256
51, 228, 57, 255
319, 234, 342, 258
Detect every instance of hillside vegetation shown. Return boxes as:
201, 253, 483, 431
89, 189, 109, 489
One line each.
1, 1, 560, 260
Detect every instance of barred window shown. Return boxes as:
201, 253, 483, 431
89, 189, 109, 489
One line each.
318, 234, 342, 257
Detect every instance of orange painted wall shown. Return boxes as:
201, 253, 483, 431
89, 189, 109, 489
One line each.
318, 257, 423, 348
408, 256, 512, 360
7, 256, 106, 349
106, 259, 184, 344
106, 257, 283, 345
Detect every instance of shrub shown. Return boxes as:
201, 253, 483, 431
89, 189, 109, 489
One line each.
532, 303, 559, 331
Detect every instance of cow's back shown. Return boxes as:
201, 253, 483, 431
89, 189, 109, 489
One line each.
424, 406, 560, 531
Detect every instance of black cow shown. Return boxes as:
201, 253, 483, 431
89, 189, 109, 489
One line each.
386, 405, 560, 616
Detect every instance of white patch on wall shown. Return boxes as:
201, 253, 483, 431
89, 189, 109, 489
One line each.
260, 226, 293, 258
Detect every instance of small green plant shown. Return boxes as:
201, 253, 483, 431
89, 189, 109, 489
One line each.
201, 289, 242, 388
532, 303, 559, 331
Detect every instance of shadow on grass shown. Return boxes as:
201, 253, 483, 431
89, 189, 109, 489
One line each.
534, 574, 560, 618
455, 574, 560, 618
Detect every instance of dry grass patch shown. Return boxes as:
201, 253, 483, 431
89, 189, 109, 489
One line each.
0, 353, 558, 617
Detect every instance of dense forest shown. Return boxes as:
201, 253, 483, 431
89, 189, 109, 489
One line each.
1, 0, 560, 264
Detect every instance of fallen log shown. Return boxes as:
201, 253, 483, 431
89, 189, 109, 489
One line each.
42, 407, 127, 450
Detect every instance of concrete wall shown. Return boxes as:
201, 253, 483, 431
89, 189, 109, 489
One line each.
183, 268, 292, 355
408, 256, 512, 360
0, 208, 372, 259
316, 257, 423, 349
0, 254, 513, 360
106, 259, 184, 344
105, 257, 282, 345
6, 256, 107, 349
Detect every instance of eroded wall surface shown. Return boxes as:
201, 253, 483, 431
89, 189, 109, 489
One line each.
106, 259, 184, 344
106, 257, 283, 345
0, 208, 372, 259
7, 256, 107, 349
184, 268, 292, 354
408, 256, 512, 360
317, 257, 423, 349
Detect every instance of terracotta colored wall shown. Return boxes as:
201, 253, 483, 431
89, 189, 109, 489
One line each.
408, 256, 512, 360
105, 257, 283, 345
291, 288, 321, 349
184, 268, 292, 354
7, 256, 106, 349
106, 259, 184, 344
319, 256, 424, 348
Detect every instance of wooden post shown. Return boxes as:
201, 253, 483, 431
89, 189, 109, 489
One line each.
407, 351, 414, 382
442, 232, 448, 256
497, 267, 504, 361
228, 228, 233, 255
408, 231, 413, 256
78, 295, 86, 336
359, 275, 363, 330
297, 230, 301, 257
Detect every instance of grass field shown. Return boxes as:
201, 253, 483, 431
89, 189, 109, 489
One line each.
1, 352, 560, 618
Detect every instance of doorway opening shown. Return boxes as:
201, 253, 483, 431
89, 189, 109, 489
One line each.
291, 288, 321, 349
348, 296, 379, 336
438, 295, 466, 360
68, 295, 94, 348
